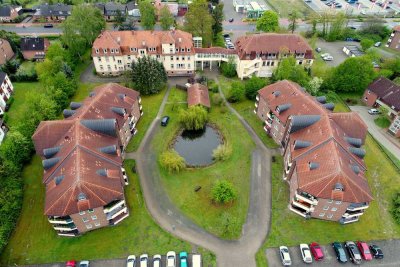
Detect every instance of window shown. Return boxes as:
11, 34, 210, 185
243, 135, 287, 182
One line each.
181, 48, 184, 52
86, 224, 92, 229
94, 222, 101, 227
298, 61, 303, 65
319, 212, 325, 217
367, 90, 371, 95
82, 217, 89, 223
117, 60, 122, 64
170, 56, 173, 60
95, 49, 99, 54
88, 209, 94, 213
182, 56, 185, 60
187, 48, 191, 52
128, 56, 131, 60
188, 64, 191, 68
176, 48, 179, 52
327, 214, 333, 219
115, 49, 119, 53
271, 61, 275, 66
140, 50, 145, 55
100, 65, 103, 70
97, 57, 101, 62
79, 211, 85, 215
331, 207, 337, 212
130, 47, 134, 52
106, 57, 110, 62
170, 48, 173, 53
335, 201, 342, 205
170, 64, 174, 69
111, 49, 114, 53
91, 215, 97, 220
176, 56, 179, 60
188, 56, 191, 60
327, 199, 333, 203
103, 49, 107, 53
323, 205, 329, 211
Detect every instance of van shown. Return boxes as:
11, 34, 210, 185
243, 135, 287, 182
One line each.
192, 254, 202, 267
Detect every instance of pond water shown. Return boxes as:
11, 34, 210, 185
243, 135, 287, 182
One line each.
173, 125, 222, 166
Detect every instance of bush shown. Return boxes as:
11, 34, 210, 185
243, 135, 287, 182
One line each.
212, 143, 232, 161
159, 150, 186, 173
212, 179, 238, 204
391, 192, 400, 224
245, 76, 268, 100
360, 38, 374, 51
228, 81, 245, 103
212, 94, 223, 106
221, 59, 236, 78
178, 106, 209, 130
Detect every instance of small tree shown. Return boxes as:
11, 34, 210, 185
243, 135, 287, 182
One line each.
288, 11, 298, 34
212, 143, 232, 161
228, 81, 245, 103
221, 58, 236, 78
212, 3, 224, 38
245, 76, 267, 100
306, 77, 323, 95
139, 0, 156, 30
391, 192, 400, 224
256, 10, 279, 32
178, 106, 208, 130
159, 5, 174, 31
114, 9, 126, 29
0, 131, 32, 167
361, 38, 374, 51
273, 57, 310, 87
212, 179, 238, 204
160, 150, 186, 173
131, 56, 167, 95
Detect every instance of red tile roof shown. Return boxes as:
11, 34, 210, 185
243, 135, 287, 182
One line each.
194, 47, 237, 54
187, 83, 210, 108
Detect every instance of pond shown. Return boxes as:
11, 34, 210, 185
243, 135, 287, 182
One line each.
173, 125, 222, 166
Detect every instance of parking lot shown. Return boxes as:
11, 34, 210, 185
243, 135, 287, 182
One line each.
315, 39, 359, 66
266, 239, 400, 266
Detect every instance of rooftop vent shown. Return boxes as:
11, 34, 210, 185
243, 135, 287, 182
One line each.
96, 168, 107, 177
54, 175, 65, 185
272, 91, 281, 97
77, 192, 87, 201
63, 109, 76, 118
80, 119, 117, 137
309, 162, 319, 170
42, 157, 60, 170
276, 103, 292, 113
334, 182, 344, 191
322, 103, 335, 111
118, 93, 126, 100
294, 140, 312, 150
351, 165, 360, 175
290, 115, 321, 133
111, 107, 126, 116
89, 91, 95, 97
349, 147, 366, 159
70, 102, 82, 110
345, 137, 362, 148
316, 96, 326, 104
43, 146, 61, 159
98, 145, 117, 155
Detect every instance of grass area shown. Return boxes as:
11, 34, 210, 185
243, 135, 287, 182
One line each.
0, 158, 204, 265
381, 145, 400, 170
338, 92, 364, 106
374, 116, 391, 128
218, 77, 279, 149
265, 0, 314, 18
152, 88, 255, 239
125, 88, 167, 152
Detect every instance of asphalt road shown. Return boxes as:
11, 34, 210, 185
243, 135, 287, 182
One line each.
266, 239, 400, 267
350, 106, 400, 159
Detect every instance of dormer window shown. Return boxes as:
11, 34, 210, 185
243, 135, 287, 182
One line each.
95, 49, 99, 54
103, 48, 107, 53
111, 49, 114, 53
176, 48, 179, 52
115, 49, 119, 53
187, 48, 191, 52
181, 48, 184, 52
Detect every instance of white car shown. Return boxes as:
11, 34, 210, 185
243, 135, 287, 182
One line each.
139, 254, 148, 267
166, 251, 176, 267
300, 244, 313, 263
323, 55, 333, 61
279, 246, 292, 266
126, 255, 136, 267
153, 254, 162, 267
368, 108, 380, 115
79, 261, 90, 267
320, 53, 330, 58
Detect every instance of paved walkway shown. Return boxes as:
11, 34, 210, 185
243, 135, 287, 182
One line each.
126, 78, 274, 266
79, 63, 123, 83
350, 106, 400, 159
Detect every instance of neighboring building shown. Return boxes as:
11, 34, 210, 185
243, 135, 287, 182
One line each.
0, 39, 15, 65
20, 37, 50, 61
92, 30, 195, 76
187, 83, 210, 108
32, 83, 143, 237
342, 45, 364, 57
245, 1, 267, 18
96, 2, 127, 21
255, 80, 372, 224
235, 33, 314, 79
0, 72, 13, 116
362, 77, 400, 137
233, 0, 247, 13
32, 3, 72, 22
155, 0, 179, 17
386, 26, 400, 51
0, 5, 22, 22
177, 4, 188, 16
126, 1, 140, 18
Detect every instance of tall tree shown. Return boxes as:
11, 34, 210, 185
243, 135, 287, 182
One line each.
114, 9, 126, 29
288, 11, 298, 34
159, 5, 174, 31
256, 10, 279, 32
139, 0, 156, 30
212, 3, 224, 38
184, 0, 214, 47
0, 131, 31, 167
273, 57, 310, 86
61, 4, 105, 59
131, 56, 167, 95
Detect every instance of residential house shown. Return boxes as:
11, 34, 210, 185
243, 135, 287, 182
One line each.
187, 83, 210, 108
155, 0, 179, 17
0, 5, 22, 22
234, 33, 314, 79
362, 77, 400, 137
96, 2, 127, 21
386, 25, 400, 51
20, 37, 50, 61
0, 39, 15, 65
32, 3, 72, 22
255, 80, 372, 224
32, 83, 143, 237
92, 30, 195, 76
233, 0, 247, 13
0, 72, 13, 116
126, 1, 140, 18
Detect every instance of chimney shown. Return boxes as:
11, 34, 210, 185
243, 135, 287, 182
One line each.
117, 36, 121, 44
142, 40, 146, 46
178, 37, 182, 43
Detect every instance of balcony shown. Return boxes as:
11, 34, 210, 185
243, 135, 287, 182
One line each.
295, 191, 318, 205
255, 102, 258, 108
292, 200, 314, 212
347, 203, 369, 212
265, 119, 272, 127
103, 199, 125, 214
253, 109, 257, 114
289, 204, 311, 219
340, 216, 359, 224
267, 112, 274, 120
139, 105, 143, 111
263, 125, 270, 133
140, 111, 144, 116
48, 217, 73, 224
138, 97, 141, 104
343, 210, 364, 218
106, 206, 127, 220
391, 33, 395, 37
109, 210, 129, 226
256, 95, 259, 101
53, 223, 77, 231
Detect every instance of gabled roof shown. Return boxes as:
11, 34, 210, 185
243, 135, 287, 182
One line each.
20, 37, 46, 51
34, 3, 72, 17
367, 76, 400, 112
0, 6, 13, 17
187, 83, 210, 108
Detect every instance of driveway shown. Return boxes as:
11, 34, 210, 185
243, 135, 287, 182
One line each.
350, 106, 400, 159
315, 40, 358, 67
266, 239, 400, 267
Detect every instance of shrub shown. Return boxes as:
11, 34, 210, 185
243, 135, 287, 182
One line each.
178, 106, 209, 130
221, 59, 236, 78
391, 192, 400, 224
212, 179, 238, 204
159, 150, 186, 173
360, 38, 374, 51
228, 81, 245, 103
220, 105, 228, 114
212, 143, 232, 161
212, 94, 223, 106
245, 76, 268, 100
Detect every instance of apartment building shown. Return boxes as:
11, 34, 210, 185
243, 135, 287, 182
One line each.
363, 77, 400, 137
255, 80, 372, 224
92, 30, 195, 76
235, 34, 314, 79
0, 72, 13, 116
32, 83, 142, 236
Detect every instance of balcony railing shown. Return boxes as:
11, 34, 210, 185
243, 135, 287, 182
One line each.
255, 102, 258, 108
292, 200, 313, 212
289, 204, 311, 219
347, 203, 369, 211
48, 217, 73, 224
53, 223, 77, 231
256, 95, 259, 101
340, 216, 359, 224
295, 192, 318, 205
343, 210, 364, 218
106, 206, 127, 220
104, 199, 125, 214
109, 211, 129, 226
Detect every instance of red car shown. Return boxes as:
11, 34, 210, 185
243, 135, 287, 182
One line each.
66, 261, 76, 267
357, 241, 373, 261
310, 242, 324, 261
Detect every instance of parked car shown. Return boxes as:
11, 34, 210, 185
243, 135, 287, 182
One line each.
374, 41, 382, 47
166, 251, 176, 267
139, 254, 148, 267
192, 254, 202, 267
369, 244, 384, 259
223, 33, 230, 38
79, 261, 90, 267
44, 23, 53, 28
323, 55, 334, 61
179, 252, 188, 267
345, 241, 362, 265
161, 116, 170, 126
315, 47, 322, 53
368, 108, 380, 115
127, 255, 136, 267
304, 0, 312, 2
310, 242, 324, 261
321, 53, 330, 58
357, 241, 373, 261
279, 246, 292, 266
66, 261, 76, 267
299, 244, 312, 263
332, 242, 348, 263
228, 18, 234, 22
153, 255, 162, 267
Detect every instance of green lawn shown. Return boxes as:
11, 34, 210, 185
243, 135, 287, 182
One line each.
374, 116, 391, 128
265, 0, 314, 18
218, 77, 279, 149
0, 158, 202, 265
125, 89, 167, 152
152, 88, 255, 239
